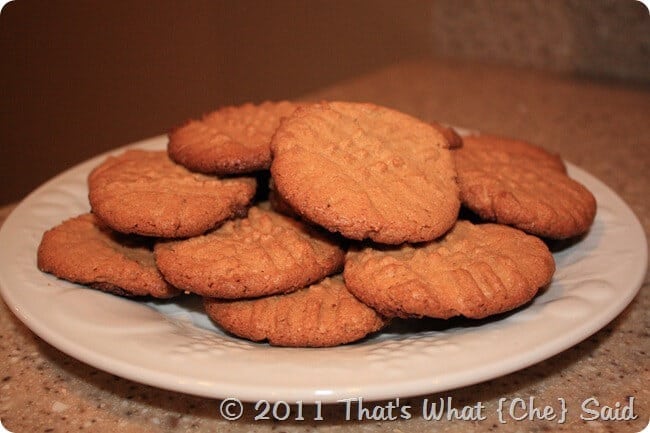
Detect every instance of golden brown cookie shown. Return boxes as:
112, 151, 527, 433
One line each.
204, 275, 386, 347
430, 121, 463, 149
154, 206, 345, 298
88, 150, 256, 238
37, 213, 179, 298
168, 101, 298, 175
271, 101, 460, 244
344, 220, 554, 319
453, 134, 596, 239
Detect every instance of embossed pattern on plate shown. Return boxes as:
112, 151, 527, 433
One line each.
0, 135, 646, 403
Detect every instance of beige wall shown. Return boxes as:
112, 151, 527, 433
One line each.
1, 0, 648, 204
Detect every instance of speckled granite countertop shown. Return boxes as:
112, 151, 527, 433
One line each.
1, 59, 648, 433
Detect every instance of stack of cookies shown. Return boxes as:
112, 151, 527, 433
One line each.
37, 101, 597, 347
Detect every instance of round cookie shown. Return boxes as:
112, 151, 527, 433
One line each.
204, 275, 386, 347
168, 101, 298, 174
453, 134, 596, 239
37, 213, 179, 298
344, 220, 555, 319
271, 101, 460, 244
88, 150, 256, 238
154, 206, 345, 298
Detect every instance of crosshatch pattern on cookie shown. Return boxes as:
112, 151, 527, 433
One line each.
271, 101, 460, 244
344, 220, 555, 319
37, 213, 179, 298
168, 101, 298, 174
204, 275, 387, 347
454, 135, 596, 239
154, 206, 345, 298
88, 150, 256, 238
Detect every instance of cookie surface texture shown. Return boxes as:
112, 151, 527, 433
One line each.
344, 220, 555, 319
155, 206, 345, 298
454, 134, 596, 239
270, 101, 460, 244
88, 150, 256, 238
204, 275, 386, 347
168, 101, 298, 174
37, 213, 179, 298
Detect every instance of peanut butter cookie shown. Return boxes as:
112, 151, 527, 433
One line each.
88, 150, 256, 238
271, 101, 460, 244
37, 213, 179, 298
168, 101, 298, 174
154, 206, 345, 298
344, 220, 554, 319
454, 134, 596, 239
204, 275, 386, 347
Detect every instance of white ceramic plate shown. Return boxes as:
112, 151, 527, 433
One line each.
0, 135, 646, 403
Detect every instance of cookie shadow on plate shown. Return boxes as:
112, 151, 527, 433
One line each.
146, 293, 205, 313
544, 231, 590, 253
381, 298, 543, 335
